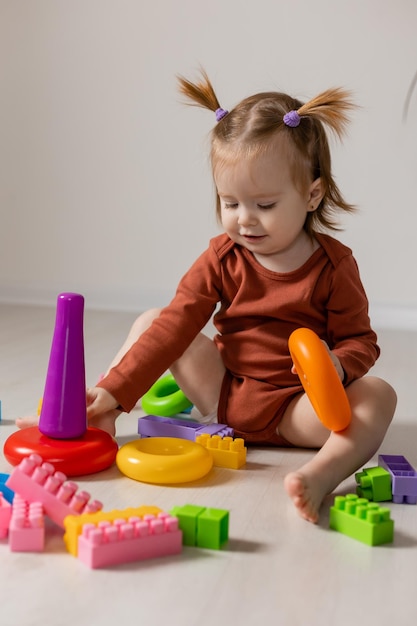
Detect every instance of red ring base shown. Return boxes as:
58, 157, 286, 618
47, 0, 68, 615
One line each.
3, 426, 118, 477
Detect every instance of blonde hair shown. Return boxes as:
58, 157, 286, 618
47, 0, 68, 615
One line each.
178, 69, 357, 234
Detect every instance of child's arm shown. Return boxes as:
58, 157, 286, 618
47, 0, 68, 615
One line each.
325, 257, 379, 383
324, 342, 345, 381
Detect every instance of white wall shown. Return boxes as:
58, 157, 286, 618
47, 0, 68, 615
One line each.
1, 0, 417, 327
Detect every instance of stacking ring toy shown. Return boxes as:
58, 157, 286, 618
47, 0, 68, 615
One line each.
288, 328, 351, 432
116, 437, 213, 484
3, 426, 118, 477
141, 373, 193, 416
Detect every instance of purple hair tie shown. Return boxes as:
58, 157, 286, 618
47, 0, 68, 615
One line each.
215, 107, 229, 122
283, 110, 301, 128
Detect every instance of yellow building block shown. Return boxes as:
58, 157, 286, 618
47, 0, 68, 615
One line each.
63, 505, 162, 556
195, 434, 246, 469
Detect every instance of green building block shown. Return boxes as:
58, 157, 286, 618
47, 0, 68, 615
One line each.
329, 494, 394, 546
170, 504, 229, 549
355, 466, 392, 501
197, 508, 229, 549
170, 505, 206, 546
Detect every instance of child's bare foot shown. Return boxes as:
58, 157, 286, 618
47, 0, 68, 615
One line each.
88, 410, 118, 437
284, 471, 326, 523
16, 415, 40, 429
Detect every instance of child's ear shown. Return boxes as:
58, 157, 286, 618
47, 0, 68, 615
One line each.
307, 178, 324, 212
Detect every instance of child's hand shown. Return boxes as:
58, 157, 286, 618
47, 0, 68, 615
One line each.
324, 344, 345, 382
291, 341, 345, 382
86, 387, 121, 437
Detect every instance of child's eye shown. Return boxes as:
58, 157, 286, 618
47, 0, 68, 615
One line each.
224, 202, 238, 209
258, 203, 276, 210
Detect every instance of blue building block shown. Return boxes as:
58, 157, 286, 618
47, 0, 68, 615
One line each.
0, 473, 14, 503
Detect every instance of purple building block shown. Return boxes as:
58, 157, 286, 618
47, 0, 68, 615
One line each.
378, 454, 417, 504
138, 415, 202, 440
39, 293, 87, 439
197, 423, 235, 438
138, 415, 234, 441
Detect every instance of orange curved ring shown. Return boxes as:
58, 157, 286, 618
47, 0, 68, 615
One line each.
288, 328, 351, 431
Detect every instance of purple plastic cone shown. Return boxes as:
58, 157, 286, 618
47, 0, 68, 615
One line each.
39, 293, 88, 439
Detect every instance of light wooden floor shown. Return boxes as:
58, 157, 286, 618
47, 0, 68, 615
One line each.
1, 303, 417, 626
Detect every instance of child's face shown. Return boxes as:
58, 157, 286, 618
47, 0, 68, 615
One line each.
215, 145, 322, 270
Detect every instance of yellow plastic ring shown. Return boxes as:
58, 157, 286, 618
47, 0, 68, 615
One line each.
141, 374, 192, 416
288, 327, 351, 432
116, 437, 213, 484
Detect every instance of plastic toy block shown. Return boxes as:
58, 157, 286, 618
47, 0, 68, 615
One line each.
138, 415, 203, 440
0, 493, 12, 538
63, 505, 163, 556
138, 414, 234, 441
195, 434, 246, 469
196, 508, 230, 549
8, 495, 45, 552
197, 423, 235, 438
378, 454, 417, 504
169, 504, 206, 546
0, 473, 14, 504
329, 494, 394, 546
6, 454, 103, 528
355, 466, 392, 501
170, 504, 229, 549
76, 512, 182, 568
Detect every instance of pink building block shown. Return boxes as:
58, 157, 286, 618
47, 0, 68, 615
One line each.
64, 505, 163, 556
9, 494, 45, 552
0, 493, 12, 538
77, 512, 182, 568
5, 454, 103, 528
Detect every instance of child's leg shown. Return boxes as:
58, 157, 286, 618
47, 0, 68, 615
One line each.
105, 308, 164, 374
279, 376, 397, 523
103, 308, 225, 418
170, 333, 226, 418
106, 308, 226, 417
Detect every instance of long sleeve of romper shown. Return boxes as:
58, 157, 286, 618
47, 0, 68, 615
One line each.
96, 245, 223, 412
317, 235, 380, 384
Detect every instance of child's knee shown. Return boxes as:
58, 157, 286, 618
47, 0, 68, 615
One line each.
364, 376, 397, 422
131, 308, 162, 333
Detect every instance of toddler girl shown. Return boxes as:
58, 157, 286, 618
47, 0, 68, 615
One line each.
22, 70, 398, 522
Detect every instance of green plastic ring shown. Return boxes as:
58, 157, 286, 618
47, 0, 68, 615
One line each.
141, 373, 193, 417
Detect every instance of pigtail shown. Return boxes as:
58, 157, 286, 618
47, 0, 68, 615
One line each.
177, 69, 221, 113
297, 88, 357, 139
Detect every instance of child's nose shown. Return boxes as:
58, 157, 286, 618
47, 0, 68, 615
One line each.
238, 207, 257, 226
